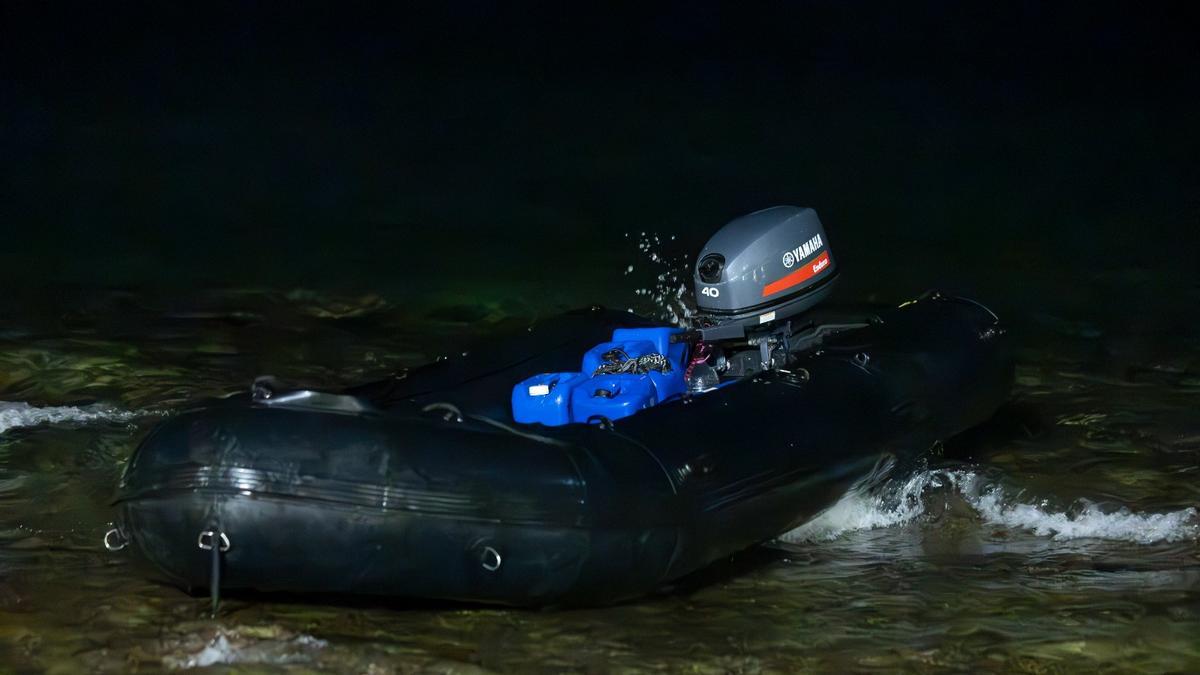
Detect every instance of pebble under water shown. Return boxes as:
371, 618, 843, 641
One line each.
0, 271, 1198, 673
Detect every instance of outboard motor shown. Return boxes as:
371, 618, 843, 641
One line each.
683, 206, 844, 384
693, 205, 838, 332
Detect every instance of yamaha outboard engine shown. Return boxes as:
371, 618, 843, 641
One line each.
694, 205, 838, 333
681, 206, 842, 384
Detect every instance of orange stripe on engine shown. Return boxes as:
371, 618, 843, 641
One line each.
762, 251, 831, 297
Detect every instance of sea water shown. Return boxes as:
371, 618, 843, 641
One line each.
0, 254, 1197, 672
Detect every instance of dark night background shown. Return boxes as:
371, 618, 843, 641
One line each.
4, 5, 1200, 669
2, 2, 1197, 312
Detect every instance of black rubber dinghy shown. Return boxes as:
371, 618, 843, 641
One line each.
111, 293, 1011, 606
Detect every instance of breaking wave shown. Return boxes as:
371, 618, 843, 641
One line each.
0, 401, 146, 435
164, 630, 327, 669
782, 468, 1199, 545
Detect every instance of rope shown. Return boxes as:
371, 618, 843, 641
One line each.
209, 532, 221, 617
684, 342, 712, 381
592, 348, 672, 376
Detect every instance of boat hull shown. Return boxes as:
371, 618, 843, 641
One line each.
114, 294, 1012, 605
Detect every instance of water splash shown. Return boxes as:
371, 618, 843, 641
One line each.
783, 468, 1199, 545
0, 401, 147, 435
164, 629, 327, 669
624, 231, 695, 326
960, 471, 1199, 544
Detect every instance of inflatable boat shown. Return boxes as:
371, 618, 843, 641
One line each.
107, 207, 1013, 607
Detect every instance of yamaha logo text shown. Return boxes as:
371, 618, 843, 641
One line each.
781, 234, 823, 268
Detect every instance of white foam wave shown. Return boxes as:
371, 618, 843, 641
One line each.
0, 401, 144, 435
782, 468, 1199, 545
165, 631, 327, 669
782, 469, 944, 542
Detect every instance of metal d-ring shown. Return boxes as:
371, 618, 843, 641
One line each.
587, 415, 614, 430
197, 530, 231, 552
422, 402, 464, 423
251, 375, 278, 401
480, 546, 502, 572
103, 527, 127, 551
